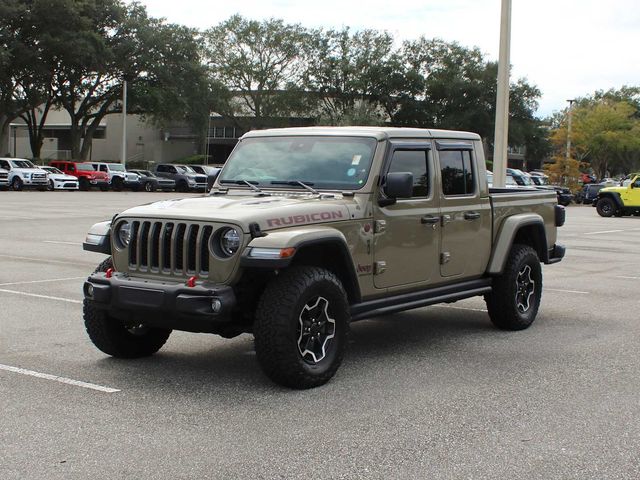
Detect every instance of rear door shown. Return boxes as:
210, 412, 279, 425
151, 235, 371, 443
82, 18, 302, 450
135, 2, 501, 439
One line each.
373, 142, 440, 289
435, 141, 491, 278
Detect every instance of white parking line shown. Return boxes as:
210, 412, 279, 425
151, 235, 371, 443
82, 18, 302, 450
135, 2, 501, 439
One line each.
547, 288, 590, 294
0, 288, 82, 304
0, 364, 120, 393
615, 276, 640, 280
0, 276, 85, 286
43, 240, 83, 246
583, 230, 624, 235
0, 254, 77, 265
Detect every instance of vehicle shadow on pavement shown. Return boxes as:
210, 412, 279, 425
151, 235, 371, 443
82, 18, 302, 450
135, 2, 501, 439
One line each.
91, 307, 497, 395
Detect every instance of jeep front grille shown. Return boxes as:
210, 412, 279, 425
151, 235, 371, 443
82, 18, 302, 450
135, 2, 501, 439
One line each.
128, 220, 214, 277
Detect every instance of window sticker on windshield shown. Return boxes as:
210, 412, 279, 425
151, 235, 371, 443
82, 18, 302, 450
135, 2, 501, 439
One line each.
352, 155, 362, 165
347, 168, 356, 177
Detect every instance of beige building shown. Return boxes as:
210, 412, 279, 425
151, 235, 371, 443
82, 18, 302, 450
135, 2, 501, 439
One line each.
8, 108, 199, 165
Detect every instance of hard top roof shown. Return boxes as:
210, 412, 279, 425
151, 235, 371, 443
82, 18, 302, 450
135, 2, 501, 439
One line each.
241, 126, 480, 141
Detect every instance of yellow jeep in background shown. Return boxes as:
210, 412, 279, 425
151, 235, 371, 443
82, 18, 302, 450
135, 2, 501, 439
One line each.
594, 174, 640, 217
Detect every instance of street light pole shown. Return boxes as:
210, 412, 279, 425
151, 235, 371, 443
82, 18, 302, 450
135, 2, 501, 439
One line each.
121, 80, 127, 168
492, 0, 512, 188
566, 99, 575, 162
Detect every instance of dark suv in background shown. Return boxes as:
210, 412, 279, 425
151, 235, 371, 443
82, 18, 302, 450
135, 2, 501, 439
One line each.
575, 183, 605, 205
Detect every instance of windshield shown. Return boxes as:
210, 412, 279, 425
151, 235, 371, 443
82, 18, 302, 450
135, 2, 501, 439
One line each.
176, 166, 196, 174
11, 160, 35, 168
108, 164, 125, 171
77, 164, 95, 171
44, 167, 62, 174
220, 136, 377, 190
530, 176, 549, 185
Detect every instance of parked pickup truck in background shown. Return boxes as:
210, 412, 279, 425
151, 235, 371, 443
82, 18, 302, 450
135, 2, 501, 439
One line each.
0, 157, 48, 191
0, 167, 8, 189
82, 127, 565, 389
154, 164, 208, 192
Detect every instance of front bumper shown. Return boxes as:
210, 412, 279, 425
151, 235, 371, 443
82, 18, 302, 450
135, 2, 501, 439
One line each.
84, 272, 236, 333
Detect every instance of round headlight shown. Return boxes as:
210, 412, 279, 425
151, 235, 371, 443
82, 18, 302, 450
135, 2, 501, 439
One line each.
220, 228, 240, 256
117, 221, 131, 247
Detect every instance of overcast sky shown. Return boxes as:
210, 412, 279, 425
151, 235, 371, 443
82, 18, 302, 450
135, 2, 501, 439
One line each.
138, 0, 639, 118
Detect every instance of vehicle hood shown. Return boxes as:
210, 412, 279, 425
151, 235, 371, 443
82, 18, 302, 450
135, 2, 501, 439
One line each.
13, 168, 47, 174
600, 185, 625, 194
49, 173, 77, 181
118, 192, 364, 231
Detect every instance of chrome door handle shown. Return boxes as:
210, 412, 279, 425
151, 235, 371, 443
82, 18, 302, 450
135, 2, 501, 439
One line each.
464, 211, 480, 220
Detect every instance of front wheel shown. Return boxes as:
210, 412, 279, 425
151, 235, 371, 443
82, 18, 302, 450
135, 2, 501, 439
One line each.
596, 197, 616, 217
47, 180, 55, 191
485, 244, 542, 331
111, 177, 123, 191
144, 181, 155, 192
253, 266, 349, 389
11, 177, 23, 191
83, 257, 172, 358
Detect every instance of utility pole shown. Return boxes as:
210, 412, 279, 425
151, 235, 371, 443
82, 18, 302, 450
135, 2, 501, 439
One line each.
492, 0, 512, 188
566, 99, 575, 161
121, 80, 127, 168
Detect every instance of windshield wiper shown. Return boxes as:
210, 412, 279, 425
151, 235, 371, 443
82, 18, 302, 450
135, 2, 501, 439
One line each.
270, 180, 319, 195
219, 179, 267, 194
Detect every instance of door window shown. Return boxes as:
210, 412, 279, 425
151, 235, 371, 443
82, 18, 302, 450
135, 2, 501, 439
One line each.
387, 150, 429, 198
440, 150, 475, 196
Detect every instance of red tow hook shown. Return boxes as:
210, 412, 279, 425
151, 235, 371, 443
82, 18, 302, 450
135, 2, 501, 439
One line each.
186, 276, 198, 288
105, 268, 114, 278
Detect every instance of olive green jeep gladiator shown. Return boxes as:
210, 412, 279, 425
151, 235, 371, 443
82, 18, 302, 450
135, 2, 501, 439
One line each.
83, 127, 565, 389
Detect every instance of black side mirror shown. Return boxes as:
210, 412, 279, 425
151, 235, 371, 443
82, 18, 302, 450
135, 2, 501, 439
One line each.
384, 172, 414, 199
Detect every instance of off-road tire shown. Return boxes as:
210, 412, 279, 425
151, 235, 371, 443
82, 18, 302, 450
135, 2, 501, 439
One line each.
83, 257, 171, 358
485, 244, 542, 331
253, 266, 349, 389
596, 197, 616, 217
11, 177, 23, 191
111, 176, 124, 191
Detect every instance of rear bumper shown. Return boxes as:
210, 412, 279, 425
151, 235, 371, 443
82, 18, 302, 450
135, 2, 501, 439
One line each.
84, 272, 236, 332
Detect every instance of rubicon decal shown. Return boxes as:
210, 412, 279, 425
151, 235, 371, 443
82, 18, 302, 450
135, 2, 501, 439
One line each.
267, 211, 344, 227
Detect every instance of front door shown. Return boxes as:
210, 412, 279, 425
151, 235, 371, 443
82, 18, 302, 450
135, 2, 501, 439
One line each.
436, 142, 491, 278
373, 143, 440, 290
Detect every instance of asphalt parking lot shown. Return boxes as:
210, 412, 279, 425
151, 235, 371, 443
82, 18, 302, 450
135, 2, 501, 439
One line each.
1, 191, 639, 480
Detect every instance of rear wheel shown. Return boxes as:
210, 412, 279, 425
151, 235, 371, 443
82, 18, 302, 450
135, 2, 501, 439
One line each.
596, 197, 616, 217
485, 244, 542, 331
83, 257, 172, 358
253, 266, 349, 389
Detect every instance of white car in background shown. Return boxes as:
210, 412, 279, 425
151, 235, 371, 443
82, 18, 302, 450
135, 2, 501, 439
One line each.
40, 165, 79, 191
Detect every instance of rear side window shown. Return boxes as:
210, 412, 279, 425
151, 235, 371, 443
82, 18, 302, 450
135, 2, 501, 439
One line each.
440, 150, 475, 196
387, 150, 429, 198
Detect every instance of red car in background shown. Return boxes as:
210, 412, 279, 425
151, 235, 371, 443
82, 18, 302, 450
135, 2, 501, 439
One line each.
49, 161, 109, 191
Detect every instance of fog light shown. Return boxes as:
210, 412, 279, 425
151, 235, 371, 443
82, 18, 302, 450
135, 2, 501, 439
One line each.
86, 284, 94, 298
211, 299, 222, 313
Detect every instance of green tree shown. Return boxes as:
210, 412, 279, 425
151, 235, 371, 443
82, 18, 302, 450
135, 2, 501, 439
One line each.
204, 15, 310, 128
550, 99, 640, 178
